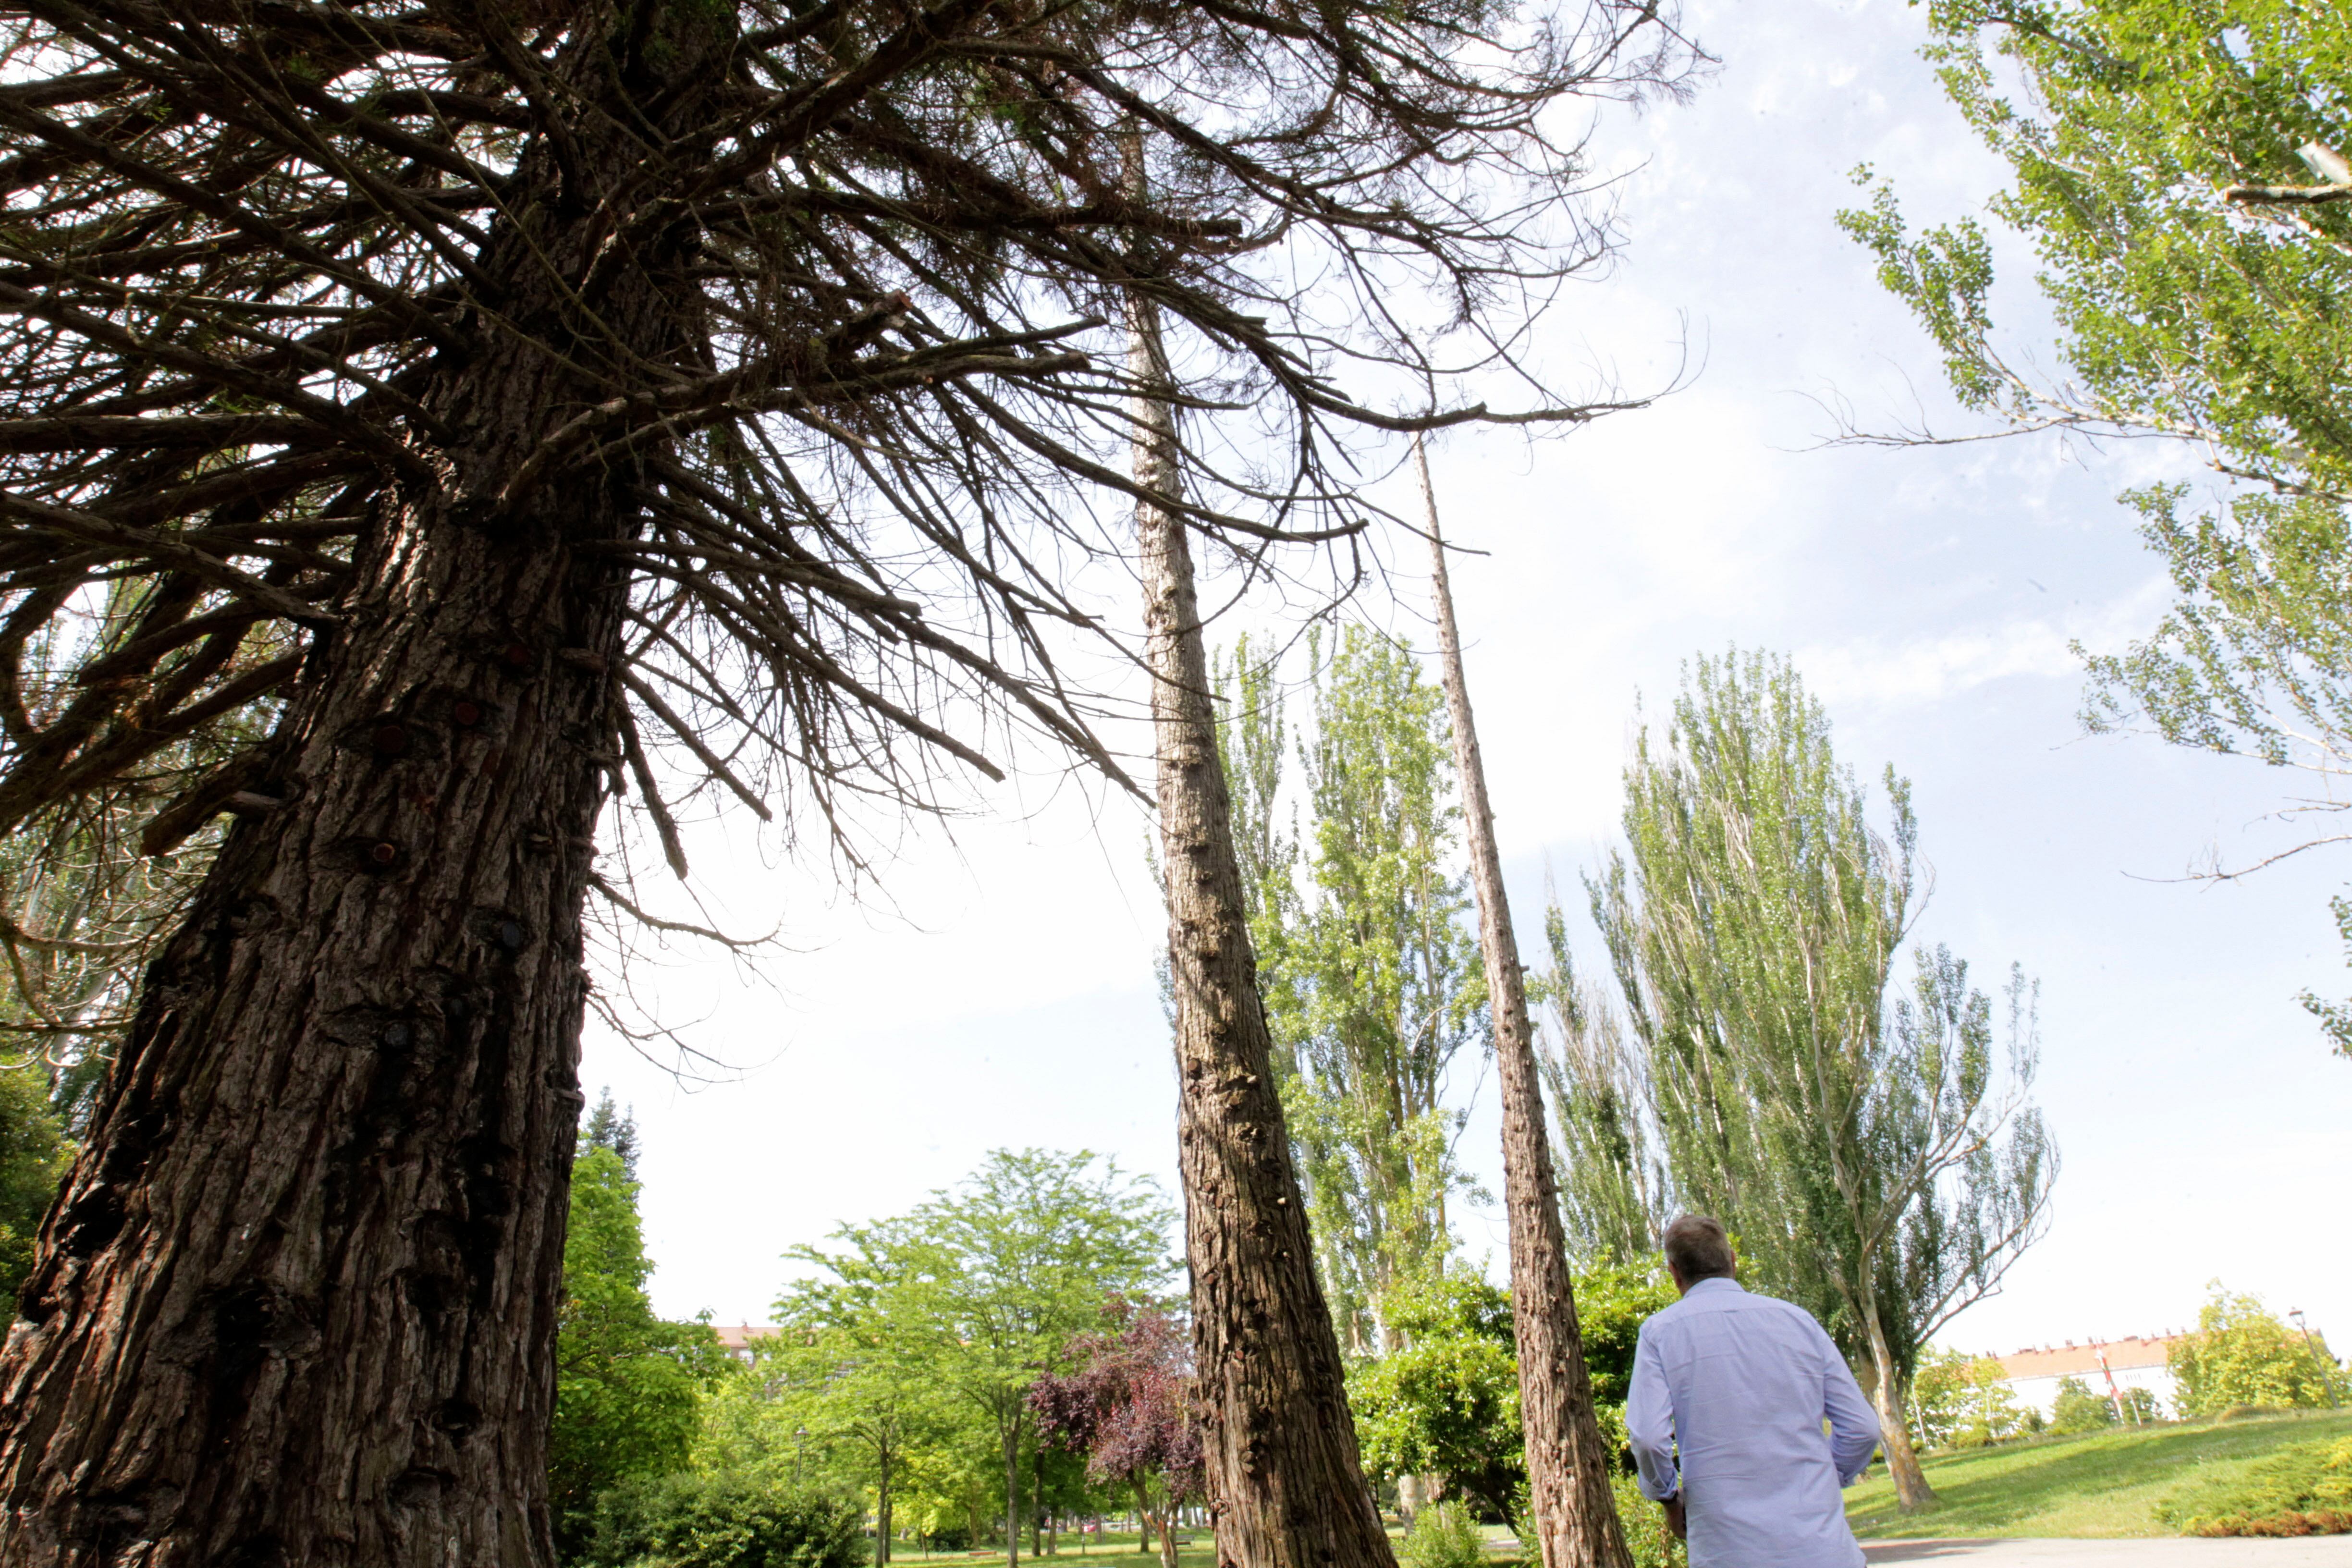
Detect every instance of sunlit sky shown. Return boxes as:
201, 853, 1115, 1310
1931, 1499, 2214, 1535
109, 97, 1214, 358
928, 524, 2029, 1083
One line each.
580, 0, 2352, 1364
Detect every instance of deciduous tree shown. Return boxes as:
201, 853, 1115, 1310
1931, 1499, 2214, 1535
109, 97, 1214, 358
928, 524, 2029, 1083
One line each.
1841, 0, 2352, 1054
550, 1125, 730, 1559
1586, 651, 2056, 1511
1217, 627, 1485, 1353
1029, 1301, 1202, 1568
2170, 1285, 2347, 1415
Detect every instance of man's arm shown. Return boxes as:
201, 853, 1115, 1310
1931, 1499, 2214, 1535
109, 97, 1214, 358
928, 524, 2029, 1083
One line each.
1625, 1323, 1681, 1503
1815, 1323, 1884, 1486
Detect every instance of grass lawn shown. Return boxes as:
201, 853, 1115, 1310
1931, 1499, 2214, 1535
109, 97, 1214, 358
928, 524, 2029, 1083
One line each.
1845, 1409, 2352, 1539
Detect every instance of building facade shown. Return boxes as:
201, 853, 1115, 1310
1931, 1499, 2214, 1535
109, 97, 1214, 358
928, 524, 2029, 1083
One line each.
1992, 1334, 2185, 1420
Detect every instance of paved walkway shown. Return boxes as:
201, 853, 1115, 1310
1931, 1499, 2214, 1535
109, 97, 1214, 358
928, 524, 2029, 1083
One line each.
1863, 1540, 2352, 1566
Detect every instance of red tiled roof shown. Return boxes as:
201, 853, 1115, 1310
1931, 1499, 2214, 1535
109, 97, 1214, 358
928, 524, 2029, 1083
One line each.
1992, 1334, 2185, 1380
713, 1324, 784, 1352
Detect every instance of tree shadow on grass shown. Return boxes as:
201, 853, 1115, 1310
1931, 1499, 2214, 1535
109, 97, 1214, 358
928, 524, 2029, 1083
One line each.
1850, 1416, 2352, 1539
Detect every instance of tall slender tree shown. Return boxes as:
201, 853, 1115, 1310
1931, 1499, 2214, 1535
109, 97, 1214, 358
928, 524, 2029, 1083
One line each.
1133, 263, 1402, 1568
1588, 651, 2057, 1512
0, 2, 1689, 1559
1218, 626, 1484, 1355
1419, 441, 1629, 1568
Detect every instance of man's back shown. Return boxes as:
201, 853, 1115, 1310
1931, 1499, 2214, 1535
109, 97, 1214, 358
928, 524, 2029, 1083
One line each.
1626, 1278, 1881, 1568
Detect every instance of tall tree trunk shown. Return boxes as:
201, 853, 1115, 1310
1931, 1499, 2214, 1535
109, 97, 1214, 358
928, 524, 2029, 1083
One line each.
1859, 1314, 1936, 1511
1132, 294, 1396, 1568
1417, 439, 1632, 1568
1132, 1486, 1154, 1556
880, 1447, 894, 1567
0, 11, 729, 1565
1005, 1421, 1022, 1568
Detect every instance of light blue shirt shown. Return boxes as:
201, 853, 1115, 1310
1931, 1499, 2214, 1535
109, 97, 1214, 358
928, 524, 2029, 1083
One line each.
1625, 1277, 1882, 1568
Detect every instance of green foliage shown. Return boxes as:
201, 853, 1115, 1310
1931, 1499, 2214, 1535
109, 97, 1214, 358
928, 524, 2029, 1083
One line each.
1531, 912, 1668, 1266
1350, 1265, 1675, 1520
1350, 1274, 1523, 1520
1217, 628, 1486, 1352
2158, 1435, 2352, 1536
2051, 1376, 2120, 1436
584, 1471, 866, 1568
769, 1149, 1173, 1556
1846, 0, 2352, 1055
0, 1064, 68, 1298
1583, 650, 2055, 1405
2170, 1285, 2347, 1416
1397, 1501, 1484, 1568
1606, 1471, 1686, 1568
1943, 1356, 2030, 1449
552, 1141, 732, 1559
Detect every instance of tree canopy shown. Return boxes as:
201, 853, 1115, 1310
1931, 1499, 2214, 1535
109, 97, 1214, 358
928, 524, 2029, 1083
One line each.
1578, 649, 2056, 1509
1218, 628, 1487, 1353
1842, 0, 2352, 1053
551, 1124, 731, 1558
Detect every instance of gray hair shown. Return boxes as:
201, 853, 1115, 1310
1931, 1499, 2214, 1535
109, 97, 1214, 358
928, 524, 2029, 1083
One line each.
1663, 1214, 1737, 1282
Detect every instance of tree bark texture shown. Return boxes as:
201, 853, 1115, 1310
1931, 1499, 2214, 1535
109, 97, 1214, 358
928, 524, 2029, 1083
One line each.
1134, 306, 1396, 1568
0, 12, 731, 1565
1860, 1326, 1936, 1510
1006, 1423, 1023, 1568
1417, 441, 1632, 1568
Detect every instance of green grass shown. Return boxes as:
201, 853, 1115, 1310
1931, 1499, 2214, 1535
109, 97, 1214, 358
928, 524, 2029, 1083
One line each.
1845, 1409, 2352, 1539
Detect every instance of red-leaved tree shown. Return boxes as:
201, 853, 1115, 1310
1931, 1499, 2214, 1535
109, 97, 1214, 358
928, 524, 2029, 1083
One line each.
1029, 1302, 1203, 1568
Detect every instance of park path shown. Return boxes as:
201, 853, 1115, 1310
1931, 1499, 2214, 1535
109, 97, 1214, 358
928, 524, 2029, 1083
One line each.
1863, 1539, 2352, 1566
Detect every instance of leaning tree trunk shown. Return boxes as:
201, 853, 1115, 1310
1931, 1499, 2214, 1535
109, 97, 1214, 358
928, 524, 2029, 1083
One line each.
0, 12, 729, 1566
1859, 1314, 1936, 1511
1132, 300, 1397, 1568
1418, 439, 1632, 1568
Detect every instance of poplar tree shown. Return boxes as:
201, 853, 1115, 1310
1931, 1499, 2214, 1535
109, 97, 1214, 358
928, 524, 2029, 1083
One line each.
0, 1, 1688, 1559
1216, 628, 1485, 1354
1586, 651, 2057, 1513
1841, 0, 2352, 1051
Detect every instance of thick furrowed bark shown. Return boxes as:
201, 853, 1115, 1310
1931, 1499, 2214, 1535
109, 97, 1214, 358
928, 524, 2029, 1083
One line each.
1418, 441, 1630, 1568
0, 9, 729, 1562
1134, 301, 1395, 1568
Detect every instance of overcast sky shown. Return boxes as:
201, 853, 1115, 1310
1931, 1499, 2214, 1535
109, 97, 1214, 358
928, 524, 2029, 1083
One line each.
581, 0, 2352, 1364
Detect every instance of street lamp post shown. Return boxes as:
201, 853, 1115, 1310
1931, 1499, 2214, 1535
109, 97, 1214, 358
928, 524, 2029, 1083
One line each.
2288, 1310, 2341, 1409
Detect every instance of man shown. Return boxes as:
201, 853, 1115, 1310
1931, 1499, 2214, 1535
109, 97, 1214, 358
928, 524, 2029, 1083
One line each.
1626, 1215, 1883, 1568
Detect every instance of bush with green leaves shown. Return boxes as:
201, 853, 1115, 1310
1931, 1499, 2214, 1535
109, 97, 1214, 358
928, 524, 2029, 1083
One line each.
585, 1471, 865, 1568
0, 1065, 69, 1299
2050, 1376, 2118, 1437
2171, 1286, 2346, 1417
1605, 1473, 1685, 1568
1398, 1501, 1485, 1568
2158, 1435, 2352, 1537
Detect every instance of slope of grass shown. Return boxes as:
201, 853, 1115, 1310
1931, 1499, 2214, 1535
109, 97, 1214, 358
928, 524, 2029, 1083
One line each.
1845, 1409, 2352, 1539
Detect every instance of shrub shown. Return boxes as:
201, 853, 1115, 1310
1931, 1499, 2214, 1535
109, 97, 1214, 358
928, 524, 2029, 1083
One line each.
2170, 1286, 2345, 1416
2049, 1376, 2117, 1436
1607, 1472, 1687, 1568
584, 1471, 864, 1568
2158, 1436, 2352, 1537
1399, 1501, 1485, 1568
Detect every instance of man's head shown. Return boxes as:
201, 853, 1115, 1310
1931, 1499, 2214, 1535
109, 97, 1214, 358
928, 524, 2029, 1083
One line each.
1662, 1214, 1737, 1295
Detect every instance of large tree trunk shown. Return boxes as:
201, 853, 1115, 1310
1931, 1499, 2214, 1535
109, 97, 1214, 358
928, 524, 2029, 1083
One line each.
1859, 1318, 1936, 1511
0, 11, 729, 1565
879, 1446, 895, 1567
1132, 302, 1396, 1568
1417, 440, 1632, 1568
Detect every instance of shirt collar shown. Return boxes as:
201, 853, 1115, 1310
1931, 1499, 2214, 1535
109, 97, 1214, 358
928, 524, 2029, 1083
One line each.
1685, 1275, 1745, 1298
